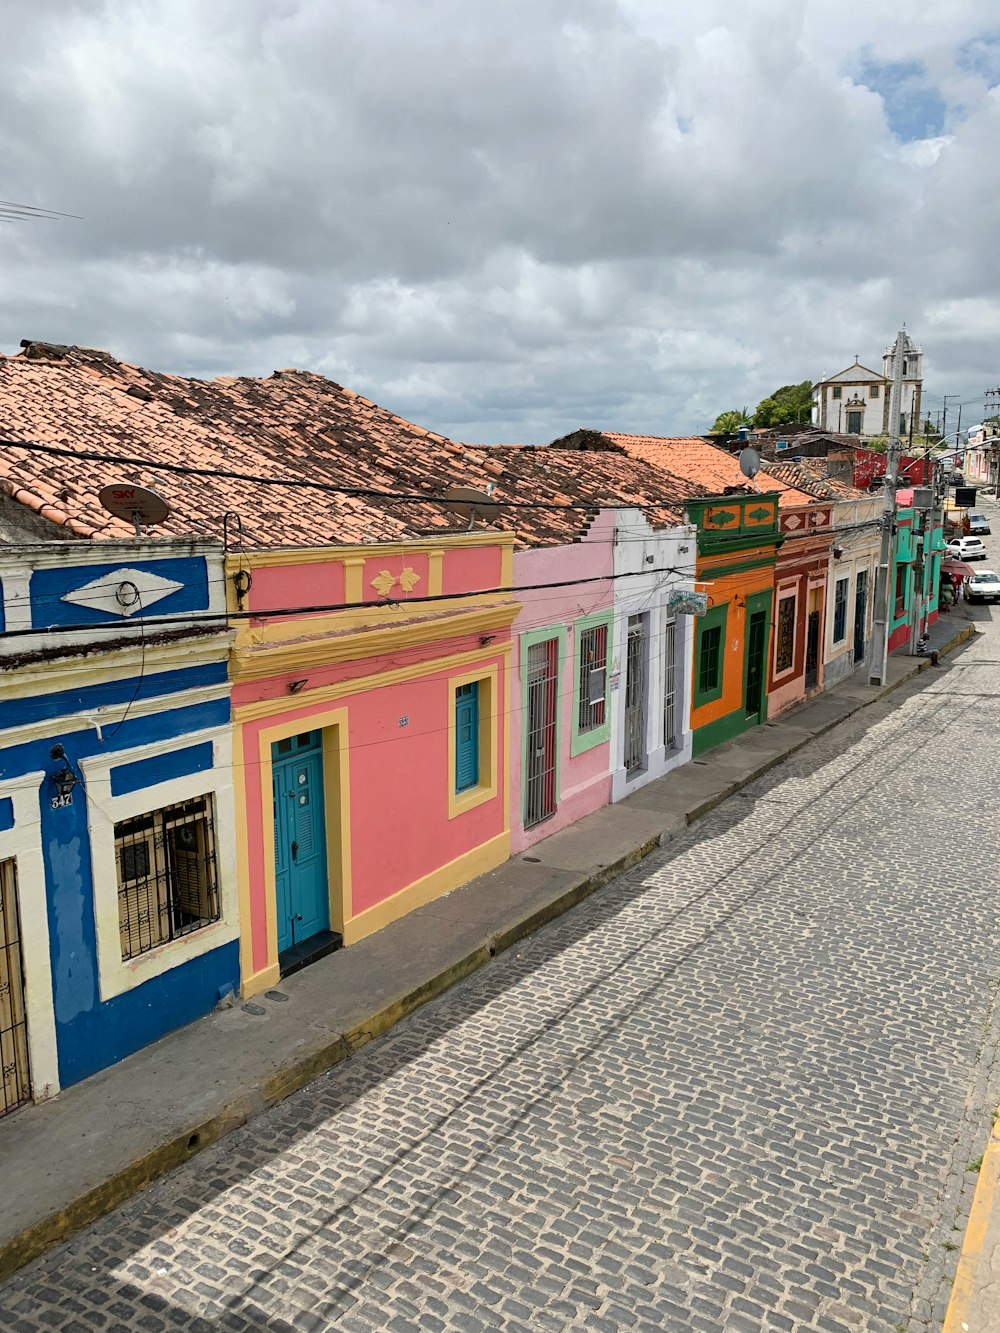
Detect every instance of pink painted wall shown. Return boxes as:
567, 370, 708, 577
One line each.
238, 639, 509, 972
442, 544, 503, 595
249, 561, 346, 623
510, 512, 615, 854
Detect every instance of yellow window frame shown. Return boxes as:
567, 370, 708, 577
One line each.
447, 665, 499, 819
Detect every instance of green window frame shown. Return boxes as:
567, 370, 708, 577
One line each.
571, 611, 613, 757
832, 386, 842, 399
694, 604, 728, 707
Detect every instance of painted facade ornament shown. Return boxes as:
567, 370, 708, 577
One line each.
371, 567, 421, 597
59, 566, 183, 618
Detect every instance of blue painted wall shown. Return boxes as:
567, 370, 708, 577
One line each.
110, 740, 214, 797
1, 673, 236, 1089
30, 556, 210, 629
0, 661, 227, 734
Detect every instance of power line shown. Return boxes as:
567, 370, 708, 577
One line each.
0, 438, 690, 517
0, 561, 697, 641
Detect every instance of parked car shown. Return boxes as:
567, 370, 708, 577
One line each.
965, 570, 1000, 602
946, 536, 988, 561
949, 471, 965, 486
967, 511, 991, 536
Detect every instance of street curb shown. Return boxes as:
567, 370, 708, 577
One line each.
0, 621, 979, 1285
943, 1118, 1000, 1333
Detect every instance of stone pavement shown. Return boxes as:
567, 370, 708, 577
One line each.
0, 611, 983, 1318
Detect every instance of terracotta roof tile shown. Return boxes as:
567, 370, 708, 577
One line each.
0, 342, 696, 549
548, 429, 820, 508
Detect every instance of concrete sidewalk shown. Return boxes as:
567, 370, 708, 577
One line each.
0, 615, 977, 1286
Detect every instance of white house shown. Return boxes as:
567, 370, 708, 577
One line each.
812, 335, 923, 439
609, 509, 697, 803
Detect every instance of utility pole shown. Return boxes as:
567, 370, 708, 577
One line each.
869, 329, 907, 686
942, 394, 958, 441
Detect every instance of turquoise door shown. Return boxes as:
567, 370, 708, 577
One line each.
272, 732, 329, 955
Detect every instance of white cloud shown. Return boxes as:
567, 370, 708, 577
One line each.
0, 0, 997, 442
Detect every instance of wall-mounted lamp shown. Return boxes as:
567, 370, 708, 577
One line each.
833, 544, 844, 560
287, 679, 308, 694
479, 634, 496, 647
49, 744, 78, 800
733, 594, 747, 608
232, 568, 252, 611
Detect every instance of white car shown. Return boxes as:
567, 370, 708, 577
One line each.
965, 570, 1000, 603
946, 536, 988, 561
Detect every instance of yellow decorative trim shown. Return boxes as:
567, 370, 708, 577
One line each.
341, 830, 510, 946
224, 532, 516, 571
322, 718, 353, 934
369, 565, 420, 596
233, 641, 512, 724
500, 541, 514, 591
230, 602, 520, 680
343, 557, 365, 604
427, 551, 444, 596
253, 706, 352, 978
447, 664, 499, 820
503, 651, 511, 820
232, 725, 255, 989
241, 961, 281, 999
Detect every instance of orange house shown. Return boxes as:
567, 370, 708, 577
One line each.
686, 493, 784, 755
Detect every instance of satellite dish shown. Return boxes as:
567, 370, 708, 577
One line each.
738, 447, 761, 479
99, 483, 171, 536
442, 485, 501, 531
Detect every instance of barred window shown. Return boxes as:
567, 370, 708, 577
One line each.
833, 576, 849, 643
115, 796, 220, 961
577, 624, 608, 732
775, 596, 795, 673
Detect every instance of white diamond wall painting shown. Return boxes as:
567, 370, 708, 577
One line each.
59, 567, 184, 618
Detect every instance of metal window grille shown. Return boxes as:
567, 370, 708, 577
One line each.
663, 618, 677, 751
0, 858, 30, 1117
524, 638, 559, 828
577, 624, 607, 733
624, 614, 647, 775
699, 624, 721, 695
116, 796, 221, 961
833, 577, 849, 643
775, 596, 795, 672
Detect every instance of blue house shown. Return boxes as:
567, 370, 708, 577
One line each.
0, 539, 237, 1109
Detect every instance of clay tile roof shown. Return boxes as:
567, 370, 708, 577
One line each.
761, 459, 868, 500
557, 429, 819, 508
0, 342, 703, 550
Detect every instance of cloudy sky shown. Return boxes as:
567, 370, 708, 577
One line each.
2, 0, 998, 443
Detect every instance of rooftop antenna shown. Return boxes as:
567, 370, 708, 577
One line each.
738, 446, 761, 479
98, 482, 171, 537
442, 484, 501, 532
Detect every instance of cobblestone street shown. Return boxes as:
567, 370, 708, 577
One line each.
4, 634, 1000, 1331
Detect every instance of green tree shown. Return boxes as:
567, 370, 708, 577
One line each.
709, 407, 751, 434
751, 380, 813, 428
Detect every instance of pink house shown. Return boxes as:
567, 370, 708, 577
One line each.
510, 511, 615, 852
229, 535, 519, 997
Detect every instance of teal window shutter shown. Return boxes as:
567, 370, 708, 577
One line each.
455, 682, 480, 792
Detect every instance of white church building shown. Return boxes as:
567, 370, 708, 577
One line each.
812, 334, 923, 438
